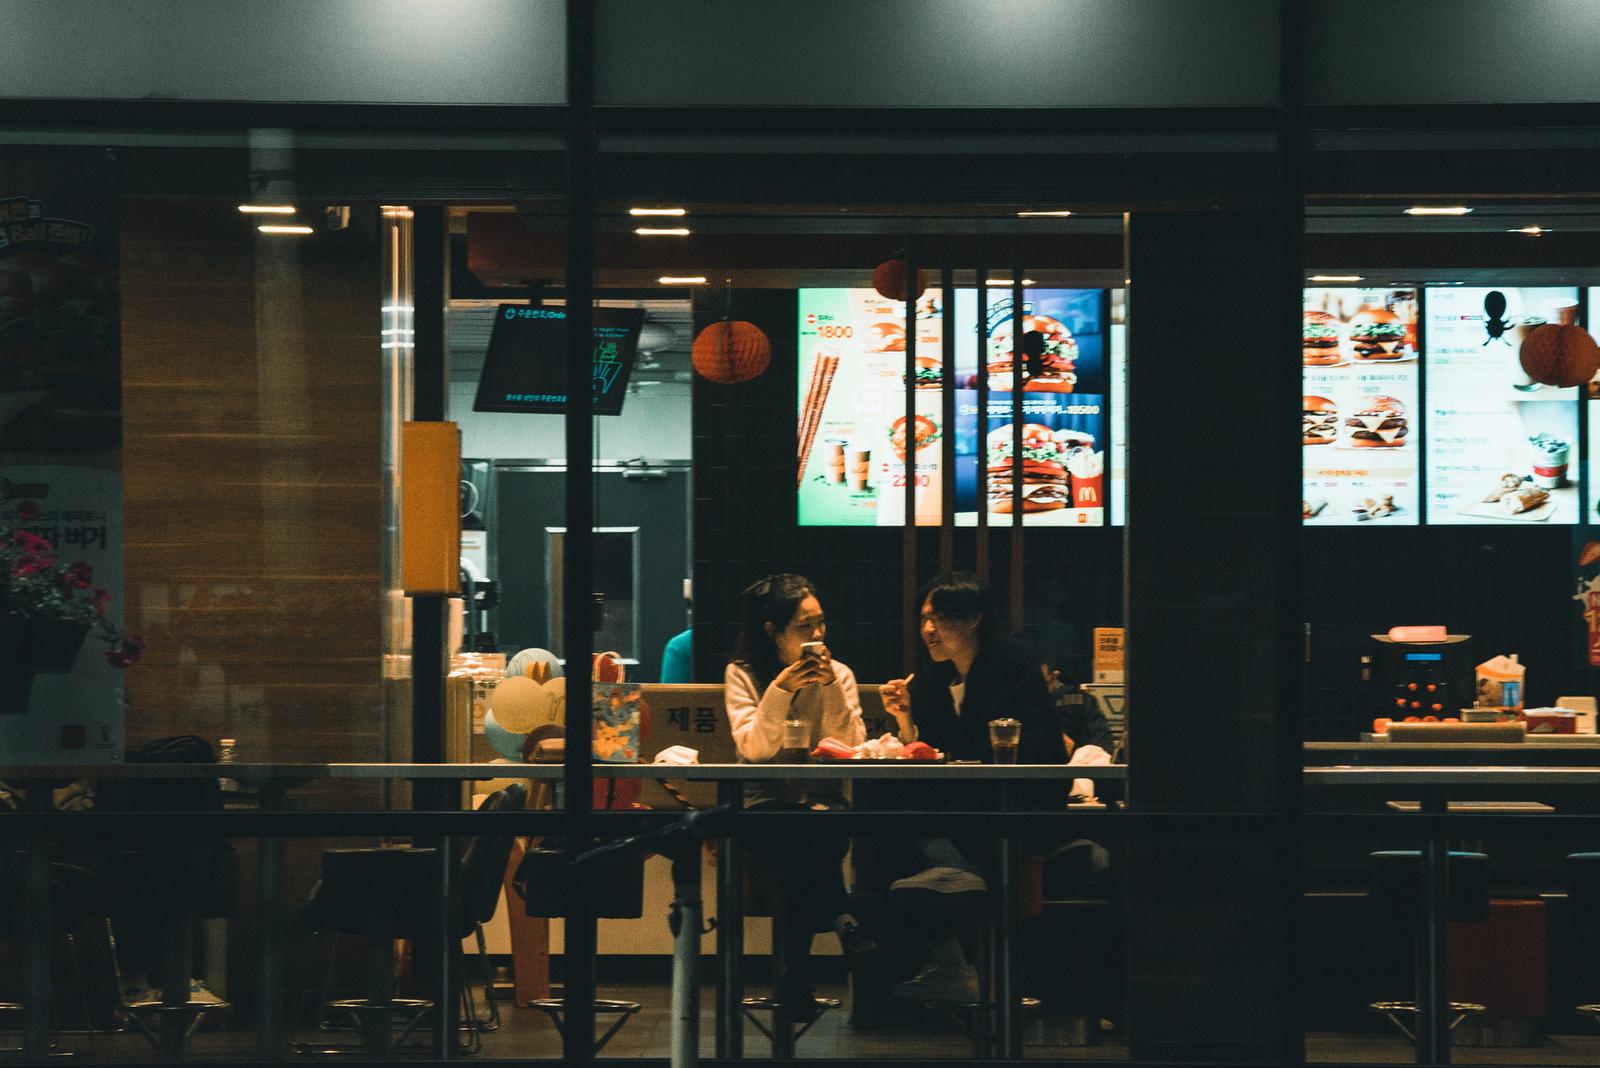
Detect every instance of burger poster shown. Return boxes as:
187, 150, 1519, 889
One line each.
1424, 286, 1580, 525
1302, 289, 1420, 525
797, 288, 944, 526
954, 290, 1109, 526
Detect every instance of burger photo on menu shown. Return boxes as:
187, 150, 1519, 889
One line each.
986, 423, 1072, 513
1348, 308, 1410, 361
1303, 395, 1338, 445
889, 413, 940, 460
1303, 310, 1342, 366
903, 354, 943, 390
987, 314, 1079, 392
1344, 395, 1408, 449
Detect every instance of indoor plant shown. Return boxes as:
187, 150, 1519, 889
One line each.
1, 498, 142, 714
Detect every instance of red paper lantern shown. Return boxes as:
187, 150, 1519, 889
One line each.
872, 258, 926, 302
692, 320, 771, 384
1520, 323, 1600, 388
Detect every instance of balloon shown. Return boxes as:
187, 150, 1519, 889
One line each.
490, 674, 545, 733
483, 710, 526, 760
506, 647, 563, 682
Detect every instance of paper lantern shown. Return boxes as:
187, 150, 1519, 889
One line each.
1520, 324, 1600, 388
692, 320, 771, 383
483, 710, 526, 760
872, 258, 926, 302
506, 647, 563, 682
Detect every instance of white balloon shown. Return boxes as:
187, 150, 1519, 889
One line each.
490, 674, 545, 733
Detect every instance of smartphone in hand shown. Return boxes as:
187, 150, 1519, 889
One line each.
799, 641, 825, 661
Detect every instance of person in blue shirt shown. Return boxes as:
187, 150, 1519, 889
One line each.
660, 627, 693, 683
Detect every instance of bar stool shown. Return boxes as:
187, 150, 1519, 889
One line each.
513, 829, 646, 1056
293, 783, 526, 1057
739, 861, 841, 1059
1366, 849, 1489, 1041
0, 858, 108, 1054
1567, 852, 1600, 1025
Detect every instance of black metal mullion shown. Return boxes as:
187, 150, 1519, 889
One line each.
562, 1, 598, 1064
1278, 4, 1309, 1066
904, 238, 920, 673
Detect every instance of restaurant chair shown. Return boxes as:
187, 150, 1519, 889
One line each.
1366, 849, 1489, 1041
292, 782, 527, 1057
513, 830, 646, 1056
1567, 852, 1600, 1026
0, 856, 110, 1054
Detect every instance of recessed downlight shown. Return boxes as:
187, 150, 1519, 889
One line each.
658, 275, 708, 285
630, 207, 687, 217
238, 204, 295, 215
635, 227, 691, 236
1404, 206, 1472, 216
257, 224, 314, 235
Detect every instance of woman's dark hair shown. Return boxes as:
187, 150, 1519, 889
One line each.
918, 571, 997, 644
730, 573, 817, 691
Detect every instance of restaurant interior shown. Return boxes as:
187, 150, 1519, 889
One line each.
9, 5, 1600, 1068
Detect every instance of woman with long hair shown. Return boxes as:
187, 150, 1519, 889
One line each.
725, 573, 877, 1021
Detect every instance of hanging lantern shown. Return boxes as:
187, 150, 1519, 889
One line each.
1520, 323, 1600, 388
692, 320, 771, 384
872, 258, 926, 302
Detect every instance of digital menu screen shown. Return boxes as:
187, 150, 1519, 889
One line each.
797, 287, 1118, 527
1424, 286, 1580, 525
472, 304, 644, 416
1302, 288, 1421, 526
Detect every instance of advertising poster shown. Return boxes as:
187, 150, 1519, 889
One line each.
0, 148, 126, 762
1424, 286, 1580, 525
954, 289, 1109, 527
1301, 288, 1420, 526
797, 288, 943, 526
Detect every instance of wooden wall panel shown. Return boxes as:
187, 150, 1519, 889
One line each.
120, 202, 392, 1003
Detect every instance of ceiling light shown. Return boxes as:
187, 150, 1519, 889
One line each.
1309, 275, 1364, 282
238, 204, 295, 215
658, 275, 708, 284
257, 224, 314, 235
984, 279, 1035, 287
1016, 210, 1073, 217
1510, 226, 1550, 236
1404, 206, 1472, 216
630, 207, 687, 217
635, 227, 690, 236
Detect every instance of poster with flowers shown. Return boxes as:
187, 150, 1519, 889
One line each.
0, 148, 127, 762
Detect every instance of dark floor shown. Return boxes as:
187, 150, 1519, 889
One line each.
9, 982, 1600, 1063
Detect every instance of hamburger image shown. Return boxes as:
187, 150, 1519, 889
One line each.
889, 413, 939, 460
986, 423, 1075, 513
1303, 310, 1341, 366
987, 314, 1079, 392
1303, 395, 1338, 445
903, 354, 942, 390
1348, 307, 1408, 361
1345, 395, 1407, 448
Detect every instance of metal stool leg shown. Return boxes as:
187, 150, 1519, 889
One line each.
473, 923, 500, 1030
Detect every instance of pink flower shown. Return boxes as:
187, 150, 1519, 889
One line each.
12, 530, 53, 556
15, 499, 41, 520
103, 635, 146, 669
13, 558, 51, 577
64, 561, 93, 589
91, 587, 111, 616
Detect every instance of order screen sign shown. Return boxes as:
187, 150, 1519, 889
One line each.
1302, 288, 1421, 526
472, 304, 644, 416
1424, 286, 1580, 525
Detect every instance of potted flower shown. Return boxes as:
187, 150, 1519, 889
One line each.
1, 498, 143, 714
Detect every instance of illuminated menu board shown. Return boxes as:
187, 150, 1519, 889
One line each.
1301, 288, 1421, 526
1424, 287, 1580, 525
797, 287, 1121, 527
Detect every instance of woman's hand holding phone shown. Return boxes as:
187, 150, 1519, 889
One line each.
776, 642, 833, 691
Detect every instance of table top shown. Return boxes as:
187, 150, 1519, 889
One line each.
1305, 765, 1600, 785
0, 761, 1130, 782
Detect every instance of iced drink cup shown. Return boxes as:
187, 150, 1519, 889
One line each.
988, 718, 1021, 764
